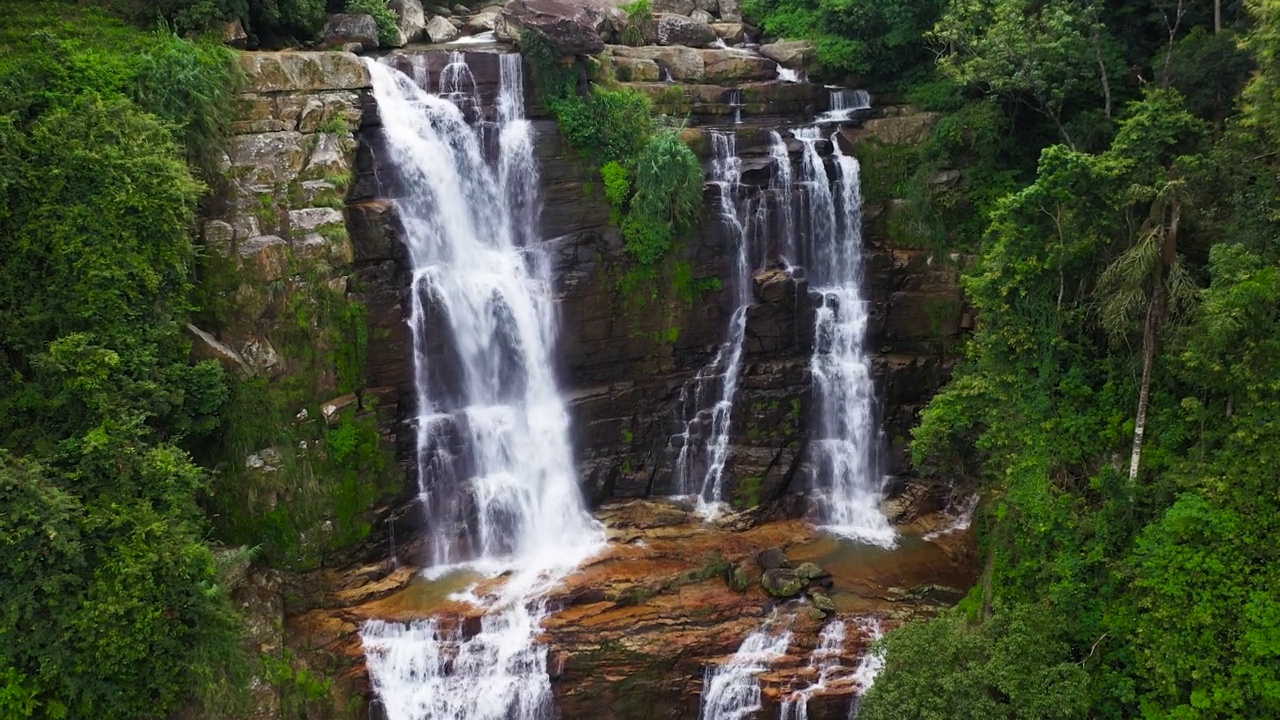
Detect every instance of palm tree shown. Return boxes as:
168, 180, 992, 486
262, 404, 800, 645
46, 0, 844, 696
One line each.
1097, 181, 1197, 486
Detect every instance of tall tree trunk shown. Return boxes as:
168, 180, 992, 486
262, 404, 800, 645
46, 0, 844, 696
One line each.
1092, 23, 1112, 118
1215, 0, 1222, 33
1128, 277, 1167, 487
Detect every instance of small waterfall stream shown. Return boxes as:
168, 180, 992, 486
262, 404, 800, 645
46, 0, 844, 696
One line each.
359, 53, 601, 720
699, 621, 793, 720
778, 620, 846, 720
671, 131, 757, 515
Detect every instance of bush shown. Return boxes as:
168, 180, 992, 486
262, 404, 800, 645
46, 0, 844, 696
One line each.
860, 604, 1090, 720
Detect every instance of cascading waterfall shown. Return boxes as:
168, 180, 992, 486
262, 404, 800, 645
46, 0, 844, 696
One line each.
794, 128, 896, 548
358, 53, 601, 720
671, 131, 755, 516
699, 622, 793, 720
848, 619, 886, 718
778, 620, 846, 720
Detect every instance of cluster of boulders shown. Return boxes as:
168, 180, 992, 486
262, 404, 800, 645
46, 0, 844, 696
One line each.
501, 0, 752, 56
317, 0, 508, 51
756, 547, 839, 619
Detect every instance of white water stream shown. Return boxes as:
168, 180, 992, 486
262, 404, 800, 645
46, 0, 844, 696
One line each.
699, 621, 793, 720
671, 131, 758, 517
794, 128, 896, 548
359, 53, 601, 720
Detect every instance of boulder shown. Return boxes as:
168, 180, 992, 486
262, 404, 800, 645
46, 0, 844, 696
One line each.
793, 562, 830, 581
239, 52, 371, 94
465, 7, 504, 32
610, 44, 704, 80
806, 606, 828, 621
859, 112, 942, 146
754, 267, 793, 303
762, 568, 805, 598
390, 0, 427, 42
503, 0, 608, 55
611, 55, 661, 81
426, 14, 460, 42
653, 12, 717, 47
757, 546, 790, 570
719, 0, 741, 21
691, 8, 713, 24
453, 2, 471, 13
709, 22, 744, 44
694, 0, 719, 13
699, 48, 777, 83
760, 39, 814, 67
321, 13, 380, 49
809, 591, 837, 612
222, 18, 248, 48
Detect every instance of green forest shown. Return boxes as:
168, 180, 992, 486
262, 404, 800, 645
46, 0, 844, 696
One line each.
1, 0, 1278, 718
759, 0, 1280, 717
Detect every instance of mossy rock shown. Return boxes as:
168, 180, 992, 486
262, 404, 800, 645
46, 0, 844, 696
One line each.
762, 568, 805, 598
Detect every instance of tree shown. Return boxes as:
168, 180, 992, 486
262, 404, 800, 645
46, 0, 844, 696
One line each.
859, 604, 1090, 720
932, 0, 1112, 148
1096, 182, 1196, 486
1095, 90, 1203, 487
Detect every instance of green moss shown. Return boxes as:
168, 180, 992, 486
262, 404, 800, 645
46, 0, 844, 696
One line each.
733, 475, 765, 509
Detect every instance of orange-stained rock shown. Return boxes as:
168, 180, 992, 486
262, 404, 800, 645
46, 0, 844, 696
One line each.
280, 497, 977, 719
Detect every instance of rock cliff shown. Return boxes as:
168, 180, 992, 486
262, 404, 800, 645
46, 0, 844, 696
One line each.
195, 34, 969, 719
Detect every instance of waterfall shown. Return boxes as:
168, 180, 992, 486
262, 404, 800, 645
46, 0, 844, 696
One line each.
848, 619, 886, 718
728, 89, 743, 124
794, 128, 896, 548
359, 53, 601, 720
699, 623, 793, 720
778, 620, 846, 720
671, 131, 755, 517
775, 65, 805, 83
362, 609, 554, 720
767, 131, 797, 267
922, 494, 979, 542
818, 89, 872, 123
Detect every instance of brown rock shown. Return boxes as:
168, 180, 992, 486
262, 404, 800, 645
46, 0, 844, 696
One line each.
758, 546, 790, 570
322, 14, 381, 49
426, 14, 461, 42
238, 52, 370, 94
709, 22, 745, 44
391, 0, 427, 42
759, 40, 814, 68
699, 48, 777, 83
653, 13, 717, 47
502, 0, 608, 55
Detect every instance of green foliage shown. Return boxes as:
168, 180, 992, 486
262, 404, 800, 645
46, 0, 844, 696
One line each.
742, 0, 944, 80
346, 0, 399, 45
0, 6, 248, 718
601, 160, 632, 219
523, 29, 711, 303
622, 131, 703, 266
619, 0, 652, 46
131, 33, 243, 175
861, 604, 1090, 720
901, 4, 1280, 713
104, 0, 328, 43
